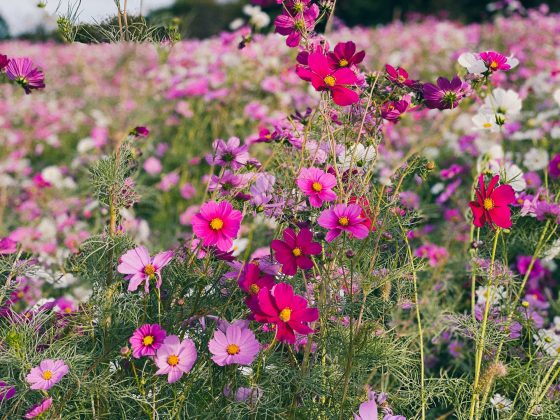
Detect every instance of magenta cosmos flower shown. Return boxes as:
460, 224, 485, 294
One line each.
26, 359, 69, 390
296, 167, 337, 207
327, 41, 365, 69
0, 381, 15, 401
155, 335, 197, 383
0, 237, 17, 254
274, 3, 319, 48
385, 64, 414, 86
469, 174, 515, 229
317, 204, 370, 242
192, 200, 243, 252
422, 75, 470, 110
297, 52, 359, 106
479, 51, 517, 72
251, 282, 318, 344
208, 323, 260, 366
6, 57, 45, 94
381, 96, 411, 121
24, 397, 53, 419
117, 246, 173, 293
271, 228, 322, 276
238, 263, 275, 306
129, 323, 167, 358
548, 154, 560, 179
0, 54, 8, 71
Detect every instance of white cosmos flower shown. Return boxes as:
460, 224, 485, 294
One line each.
484, 88, 522, 117
338, 144, 376, 171
476, 285, 506, 306
230, 238, 249, 257
472, 110, 500, 132
489, 159, 526, 191
523, 148, 549, 171
490, 394, 512, 412
458, 52, 487, 74
533, 328, 560, 357
554, 89, 560, 107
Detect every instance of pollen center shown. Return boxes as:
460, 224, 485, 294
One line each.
210, 217, 224, 230
142, 335, 154, 346
42, 370, 53, 380
324, 75, 336, 87
167, 354, 179, 366
249, 284, 260, 295
311, 182, 323, 192
483, 122, 492, 128
338, 216, 349, 226
397, 75, 406, 83
226, 344, 240, 355
490, 60, 498, 70
279, 307, 292, 322
144, 264, 156, 276
292, 247, 302, 257
339, 59, 349, 67
483, 198, 494, 210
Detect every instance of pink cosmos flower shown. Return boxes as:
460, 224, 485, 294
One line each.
274, 3, 319, 48
548, 154, 560, 179
414, 243, 449, 266
0, 237, 17, 255
6, 57, 45, 94
191, 200, 243, 251
385, 64, 414, 86
117, 246, 174, 293
327, 41, 365, 69
143, 156, 162, 175
270, 228, 322, 276
422, 75, 470, 110
317, 204, 370, 242
208, 323, 260, 366
0, 54, 8, 71
154, 335, 197, 383
354, 398, 378, 420
297, 52, 359, 106
0, 381, 15, 401
381, 96, 411, 121
469, 175, 515, 229
479, 51, 517, 72
238, 263, 276, 306
251, 282, 318, 344
24, 397, 53, 419
26, 359, 69, 390
129, 323, 167, 359
296, 167, 337, 207
206, 137, 249, 169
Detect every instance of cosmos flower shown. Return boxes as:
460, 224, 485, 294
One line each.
206, 137, 249, 169
381, 96, 411, 121
238, 262, 276, 306
6, 57, 45, 94
271, 228, 322, 276
459, 51, 518, 74
354, 398, 378, 420
469, 175, 515, 229
24, 398, 53, 419
422, 75, 470, 110
296, 167, 337, 207
26, 359, 69, 390
297, 52, 359, 106
129, 323, 167, 359
251, 282, 318, 344
0, 54, 8, 71
208, 323, 260, 366
191, 200, 243, 252
0, 381, 15, 401
490, 393, 513, 412
154, 335, 197, 383
327, 41, 365, 69
0, 237, 17, 255
338, 144, 377, 171
274, 3, 319, 48
385, 64, 414, 86
117, 246, 174, 293
317, 204, 370, 242
548, 154, 560, 179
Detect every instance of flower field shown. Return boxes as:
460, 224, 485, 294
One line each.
1, 3, 560, 419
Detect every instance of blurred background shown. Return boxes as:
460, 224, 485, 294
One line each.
1, 0, 560, 40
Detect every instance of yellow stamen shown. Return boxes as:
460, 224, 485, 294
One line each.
249, 284, 260, 295
483, 198, 494, 210
311, 182, 323, 192
210, 217, 224, 230
167, 355, 179, 366
339, 58, 349, 67
292, 247, 302, 257
338, 217, 349, 226
64, 307, 72, 313
397, 75, 406, 83
483, 122, 492, 128
490, 60, 498, 70
226, 344, 240, 355
16, 291, 24, 299
323, 75, 336, 87
142, 335, 154, 346
42, 370, 53, 380
279, 308, 292, 322
144, 264, 156, 276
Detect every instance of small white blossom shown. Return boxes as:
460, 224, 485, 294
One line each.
523, 148, 549, 171
338, 144, 377, 171
490, 393, 512, 412
458, 52, 487, 74
489, 159, 526, 191
476, 285, 506, 306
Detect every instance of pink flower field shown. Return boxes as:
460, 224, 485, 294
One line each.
1, 2, 560, 418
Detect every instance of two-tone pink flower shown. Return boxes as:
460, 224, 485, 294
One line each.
317, 204, 370, 242
296, 167, 337, 207
26, 359, 69, 390
117, 246, 173, 293
154, 335, 197, 383
208, 322, 260, 366
192, 200, 243, 252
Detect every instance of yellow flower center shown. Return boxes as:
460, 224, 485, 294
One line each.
338, 216, 350, 226
323, 75, 336, 87
279, 307, 292, 322
397, 75, 406, 83
210, 217, 224, 230
311, 181, 323, 192
64, 307, 72, 313
490, 60, 498, 70
483, 198, 494, 210
483, 122, 492, 128
226, 344, 240, 355
249, 284, 260, 295
144, 264, 156, 276
265, 134, 271, 139
339, 58, 349, 67
17, 291, 24, 298
167, 355, 179, 366
42, 370, 53, 380
292, 247, 302, 257
142, 335, 154, 346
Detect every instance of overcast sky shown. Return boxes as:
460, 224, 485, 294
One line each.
0, 0, 175, 35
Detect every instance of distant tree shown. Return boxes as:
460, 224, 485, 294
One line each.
0, 13, 10, 39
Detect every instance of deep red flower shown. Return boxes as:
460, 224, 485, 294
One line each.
238, 263, 275, 307
296, 52, 359, 106
0, 54, 8, 72
270, 228, 322, 276
327, 41, 365, 69
469, 174, 515, 229
251, 282, 319, 344
385, 64, 414, 86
